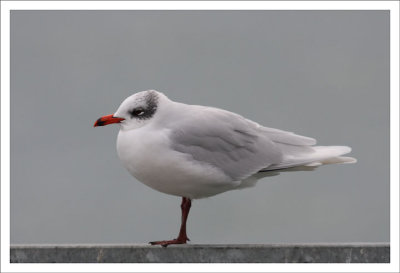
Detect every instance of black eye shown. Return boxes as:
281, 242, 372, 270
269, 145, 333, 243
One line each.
129, 108, 145, 118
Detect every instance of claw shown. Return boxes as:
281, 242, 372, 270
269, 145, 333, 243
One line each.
149, 237, 188, 247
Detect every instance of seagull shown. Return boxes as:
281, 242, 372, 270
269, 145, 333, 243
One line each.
94, 90, 356, 247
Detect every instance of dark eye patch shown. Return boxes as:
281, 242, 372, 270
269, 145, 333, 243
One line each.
128, 91, 159, 120
129, 108, 144, 118
129, 108, 145, 118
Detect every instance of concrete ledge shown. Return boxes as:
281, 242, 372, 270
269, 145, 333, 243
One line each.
10, 243, 389, 263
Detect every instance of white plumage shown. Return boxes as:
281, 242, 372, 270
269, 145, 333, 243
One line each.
110, 90, 356, 199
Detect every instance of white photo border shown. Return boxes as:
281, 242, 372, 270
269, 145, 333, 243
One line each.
1, 1, 398, 272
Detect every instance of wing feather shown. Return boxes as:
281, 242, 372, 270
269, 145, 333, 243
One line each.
169, 107, 282, 181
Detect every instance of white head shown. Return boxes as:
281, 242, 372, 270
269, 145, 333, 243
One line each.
94, 90, 167, 130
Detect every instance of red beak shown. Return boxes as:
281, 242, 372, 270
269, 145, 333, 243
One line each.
94, 114, 125, 127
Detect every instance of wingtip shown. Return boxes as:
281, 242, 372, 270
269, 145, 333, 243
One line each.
341, 156, 357, 164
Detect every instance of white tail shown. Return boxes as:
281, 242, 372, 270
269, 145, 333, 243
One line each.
263, 145, 357, 171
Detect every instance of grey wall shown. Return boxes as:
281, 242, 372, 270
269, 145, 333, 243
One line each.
11, 11, 389, 244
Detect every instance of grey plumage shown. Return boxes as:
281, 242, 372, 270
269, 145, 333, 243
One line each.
168, 105, 354, 182
113, 90, 355, 200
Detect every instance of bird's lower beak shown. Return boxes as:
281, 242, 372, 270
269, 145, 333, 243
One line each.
94, 114, 125, 127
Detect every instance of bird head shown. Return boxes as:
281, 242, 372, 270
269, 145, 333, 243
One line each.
94, 90, 163, 130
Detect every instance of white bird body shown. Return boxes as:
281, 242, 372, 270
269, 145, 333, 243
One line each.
110, 90, 355, 199
116, 125, 232, 199
116, 99, 238, 199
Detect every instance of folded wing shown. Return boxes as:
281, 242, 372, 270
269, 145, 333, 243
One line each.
169, 107, 283, 181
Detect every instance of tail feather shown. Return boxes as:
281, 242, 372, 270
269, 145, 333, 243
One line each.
262, 145, 356, 171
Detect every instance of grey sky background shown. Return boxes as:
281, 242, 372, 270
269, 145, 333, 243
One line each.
11, 11, 389, 244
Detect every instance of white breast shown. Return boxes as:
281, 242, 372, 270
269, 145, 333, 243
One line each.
116, 126, 235, 199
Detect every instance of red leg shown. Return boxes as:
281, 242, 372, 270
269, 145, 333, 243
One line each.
150, 197, 192, 247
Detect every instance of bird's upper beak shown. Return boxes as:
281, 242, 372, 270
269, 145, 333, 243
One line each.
94, 114, 125, 127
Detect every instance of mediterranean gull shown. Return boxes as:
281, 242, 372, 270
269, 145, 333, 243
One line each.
94, 90, 356, 247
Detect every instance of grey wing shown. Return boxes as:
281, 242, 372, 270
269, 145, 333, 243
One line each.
169, 107, 283, 181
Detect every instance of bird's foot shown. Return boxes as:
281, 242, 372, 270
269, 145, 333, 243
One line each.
149, 237, 190, 247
